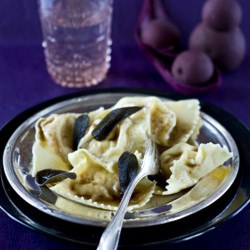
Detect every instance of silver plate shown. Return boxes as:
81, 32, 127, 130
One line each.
3, 92, 239, 228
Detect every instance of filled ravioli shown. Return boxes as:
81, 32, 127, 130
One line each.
51, 149, 155, 211
159, 142, 232, 195
32, 96, 233, 211
32, 113, 77, 176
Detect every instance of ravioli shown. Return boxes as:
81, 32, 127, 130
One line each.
113, 96, 176, 146
51, 149, 155, 211
32, 113, 77, 176
31, 96, 233, 212
165, 99, 201, 146
77, 96, 176, 172
163, 165, 231, 214
159, 142, 232, 194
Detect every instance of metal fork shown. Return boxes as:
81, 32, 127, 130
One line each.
97, 138, 159, 250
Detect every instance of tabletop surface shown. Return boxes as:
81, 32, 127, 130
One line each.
0, 0, 250, 249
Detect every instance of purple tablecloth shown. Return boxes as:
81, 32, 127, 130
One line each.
0, 0, 250, 249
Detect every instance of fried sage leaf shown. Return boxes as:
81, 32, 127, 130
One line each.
92, 106, 142, 141
35, 169, 77, 186
118, 151, 139, 194
73, 114, 90, 150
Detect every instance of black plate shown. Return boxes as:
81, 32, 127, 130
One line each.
0, 88, 250, 247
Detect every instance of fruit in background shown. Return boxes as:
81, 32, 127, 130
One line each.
171, 50, 214, 86
189, 23, 246, 71
202, 0, 242, 31
194, 0, 246, 71
140, 19, 180, 51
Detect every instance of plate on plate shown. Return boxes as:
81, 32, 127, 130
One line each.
0, 88, 250, 246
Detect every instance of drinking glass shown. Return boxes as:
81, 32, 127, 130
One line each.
38, 0, 113, 87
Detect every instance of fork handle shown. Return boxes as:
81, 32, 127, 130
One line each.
97, 172, 144, 250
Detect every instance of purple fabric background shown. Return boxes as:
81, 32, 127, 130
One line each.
0, 0, 249, 249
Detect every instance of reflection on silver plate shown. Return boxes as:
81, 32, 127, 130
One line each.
3, 92, 239, 228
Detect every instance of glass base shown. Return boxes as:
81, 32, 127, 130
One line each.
46, 60, 110, 88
